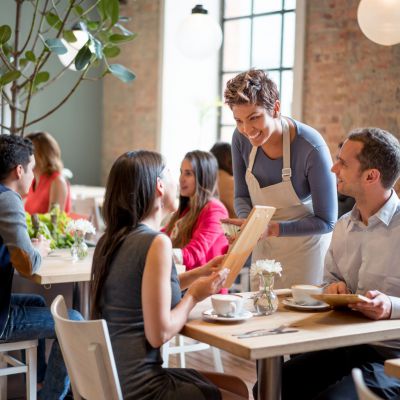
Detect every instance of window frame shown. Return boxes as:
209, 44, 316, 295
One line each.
217, 0, 306, 141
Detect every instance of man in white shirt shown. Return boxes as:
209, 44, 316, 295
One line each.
282, 127, 400, 400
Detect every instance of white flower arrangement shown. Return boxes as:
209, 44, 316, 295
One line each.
66, 219, 96, 236
250, 259, 282, 277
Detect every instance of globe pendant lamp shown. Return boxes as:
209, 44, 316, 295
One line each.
59, 29, 90, 70
357, 0, 400, 46
177, 4, 222, 59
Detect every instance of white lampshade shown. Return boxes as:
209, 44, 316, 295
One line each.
59, 30, 90, 70
177, 4, 222, 59
357, 0, 400, 46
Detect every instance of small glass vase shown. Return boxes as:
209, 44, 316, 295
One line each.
253, 273, 279, 315
70, 232, 88, 262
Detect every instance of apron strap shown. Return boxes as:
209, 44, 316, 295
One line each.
281, 118, 292, 182
248, 146, 258, 172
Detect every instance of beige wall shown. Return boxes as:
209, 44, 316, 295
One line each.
102, 0, 163, 183
303, 0, 400, 156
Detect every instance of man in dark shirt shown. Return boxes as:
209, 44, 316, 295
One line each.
0, 134, 81, 399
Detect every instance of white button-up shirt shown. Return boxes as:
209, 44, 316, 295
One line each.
324, 190, 400, 319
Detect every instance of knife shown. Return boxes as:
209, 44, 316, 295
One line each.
236, 329, 298, 339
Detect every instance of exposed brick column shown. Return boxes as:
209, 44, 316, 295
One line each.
303, 0, 400, 156
102, 0, 162, 183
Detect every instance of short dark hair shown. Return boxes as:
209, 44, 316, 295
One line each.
348, 127, 400, 189
210, 142, 233, 175
224, 69, 280, 113
0, 134, 34, 182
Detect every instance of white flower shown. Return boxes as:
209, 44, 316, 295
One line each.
66, 219, 96, 236
250, 259, 282, 277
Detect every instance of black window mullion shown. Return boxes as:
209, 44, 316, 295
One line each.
218, 0, 296, 140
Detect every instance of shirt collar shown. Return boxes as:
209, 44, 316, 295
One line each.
347, 190, 399, 230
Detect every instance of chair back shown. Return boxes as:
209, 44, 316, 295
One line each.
51, 295, 123, 400
352, 368, 382, 400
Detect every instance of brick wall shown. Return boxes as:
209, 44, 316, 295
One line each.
303, 0, 400, 156
102, 0, 162, 183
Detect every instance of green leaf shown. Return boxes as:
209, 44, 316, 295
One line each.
73, 5, 84, 16
0, 25, 11, 44
115, 23, 133, 36
44, 38, 67, 55
19, 58, 28, 68
108, 64, 135, 83
34, 71, 50, 86
63, 30, 77, 43
75, 45, 92, 70
97, 31, 109, 43
45, 12, 62, 30
108, 0, 119, 26
2, 43, 12, 57
25, 50, 36, 62
92, 38, 103, 59
109, 33, 137, 44
103, 45, 120, 58
98, 0, 119, 26
86, 21, 100, 31
0, 70, 21, 85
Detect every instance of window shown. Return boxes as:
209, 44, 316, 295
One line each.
218, 0, 303, 142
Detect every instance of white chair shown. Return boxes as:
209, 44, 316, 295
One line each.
352, 368, 383, 400
162, 335, 224, 372
51, 295, 123, 400
71, 197, 104, 233
0, 339, 38, 400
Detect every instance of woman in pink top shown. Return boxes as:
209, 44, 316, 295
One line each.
25, 132, 71, 214
164, 150, 229, 270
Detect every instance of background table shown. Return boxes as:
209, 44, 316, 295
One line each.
29, 248, 93, 318
183, 295, 400, 400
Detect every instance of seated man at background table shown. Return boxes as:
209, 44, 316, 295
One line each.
282, 127, 400, 399
0, 134, 81, 400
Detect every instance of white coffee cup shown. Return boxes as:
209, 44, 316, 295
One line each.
211, 294, 244, 317
291, 284, 323, 305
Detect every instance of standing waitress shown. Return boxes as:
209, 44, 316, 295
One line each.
224, 70, 337, 289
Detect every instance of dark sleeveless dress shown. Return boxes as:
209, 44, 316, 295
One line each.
99, 224, 221, 400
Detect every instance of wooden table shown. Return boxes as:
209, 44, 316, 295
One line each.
29, 248, 93, 318
182, 295, 400, 400
385, 358, 400, 379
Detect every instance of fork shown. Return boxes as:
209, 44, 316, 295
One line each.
232, 323, 289, 337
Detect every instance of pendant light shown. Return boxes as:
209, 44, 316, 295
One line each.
357, 0, 400, 46
176, 4, 222, 59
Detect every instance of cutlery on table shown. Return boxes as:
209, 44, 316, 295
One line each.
232, 324, 298, 339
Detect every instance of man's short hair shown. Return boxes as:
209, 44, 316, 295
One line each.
348, 127, 400, 189
0, 134, 34, 182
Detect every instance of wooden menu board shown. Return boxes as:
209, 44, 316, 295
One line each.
312, 293, 370, 307
223, 206, 275, 288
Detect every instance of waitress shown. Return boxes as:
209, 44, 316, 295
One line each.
224, 69, 337, 289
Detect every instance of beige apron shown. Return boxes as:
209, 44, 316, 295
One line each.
246, 118, 331, 289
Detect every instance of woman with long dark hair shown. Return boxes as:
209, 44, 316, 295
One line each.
91, 150, 247, 400
164, 150, 229, 270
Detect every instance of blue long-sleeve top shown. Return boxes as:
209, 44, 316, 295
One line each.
232, 118, 338, 236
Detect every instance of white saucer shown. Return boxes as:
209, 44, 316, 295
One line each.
202, 309, 253, 322
282, 297, 330, 311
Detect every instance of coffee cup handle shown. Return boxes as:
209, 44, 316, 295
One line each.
230, 302, 237, 315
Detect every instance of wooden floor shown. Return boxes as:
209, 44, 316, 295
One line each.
8, 340, 257, 400
168, 339, 257, 400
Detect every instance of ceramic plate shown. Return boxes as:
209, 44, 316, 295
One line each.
282, 297, 330, 311
202, 309, 253, 322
